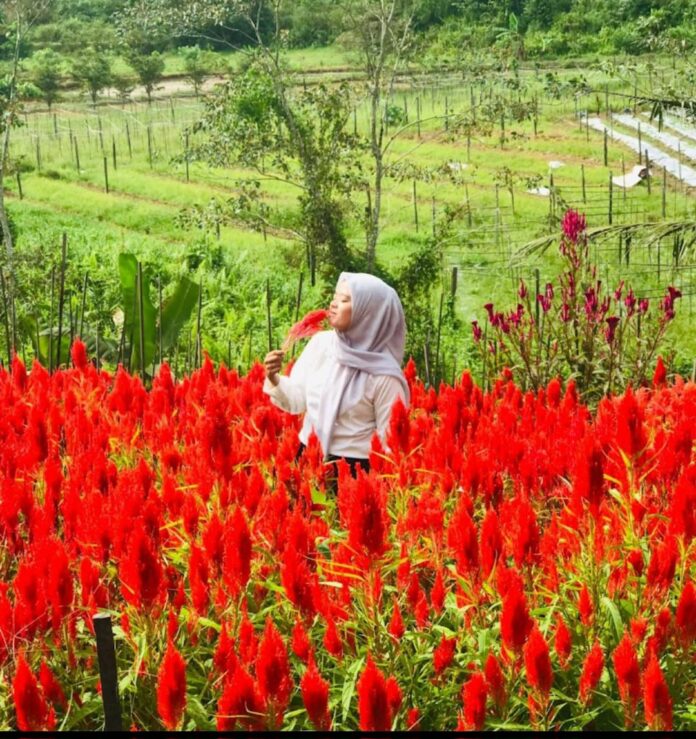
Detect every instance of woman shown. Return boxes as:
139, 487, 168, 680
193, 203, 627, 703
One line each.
263, 272, 409, 477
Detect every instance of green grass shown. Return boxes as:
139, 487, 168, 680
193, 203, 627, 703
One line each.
7, 56, 696, 372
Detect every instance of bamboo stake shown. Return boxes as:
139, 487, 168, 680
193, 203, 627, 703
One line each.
56, 234, 67, 369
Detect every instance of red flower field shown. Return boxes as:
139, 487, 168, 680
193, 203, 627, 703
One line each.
0, 344, 694, 730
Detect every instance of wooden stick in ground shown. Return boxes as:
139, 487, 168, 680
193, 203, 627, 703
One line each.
0, 268, 11, 366
137, 262, 146, 378
266, 279, 273, 352
56, 233, 67, 369
79, 273, 88, 339
93, 614, 123, 731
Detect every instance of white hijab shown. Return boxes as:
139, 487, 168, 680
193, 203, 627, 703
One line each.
315, 272, 410, 456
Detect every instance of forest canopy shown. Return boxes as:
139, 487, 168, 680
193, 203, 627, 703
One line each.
5, 0, 695, 60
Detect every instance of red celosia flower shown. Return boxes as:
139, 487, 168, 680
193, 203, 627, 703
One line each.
281, 544, 316, 615
341, 470, 388, 561
630, 617, 648, 645
188, 545, 209, 615
562, 209, 586, 243
578, 641, 604, 704
572, 438, 605, 516
357, 656, 391, 731
676, 580, 696, 646
615, 386, 647, 460
386, 676, 402, 714
500, 579, 533, 653
301, 654, 331, 730
13, 655, 55, 731
71, 339, 89, 370
554, 616, 572, 669
213, 624, 237, 677
480, 508, 503, 580
281, 310, 329, 352
612, 633, 641, 720
646, 535, 679, 594
524, 627, 553, 698
447, 501, 479, 576
386, 396, 411, 455
216, 664, 266, 731
323, 618, 343, 660
291, 618, 312, 662
119, 525, 163, 611
388, 599, 405, 640
39, 662, 67, 711
256, 618, 294, 726
652, 356, 667, 387
222, 507, 252, 596
643, 655, 672, 731
484, 653, 506, 709
406, 707, 421, 730
578, 584, 593, 626
430, 569, 446, 614
433, 635, 457, 676
156, 641, 187, 730
460, 671, 488, 731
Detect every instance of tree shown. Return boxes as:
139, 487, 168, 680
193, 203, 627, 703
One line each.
31, 47, 63, 109
71, 47, 112, 105
338, 0, 416, 268
125, 50, 165, 103
180, 45, 214, 97
0, 0, 54, 293
111, 72, 135, 104
182, 65, 365, 279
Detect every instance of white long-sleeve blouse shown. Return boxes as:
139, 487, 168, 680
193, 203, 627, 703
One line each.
262, 331, 407, 459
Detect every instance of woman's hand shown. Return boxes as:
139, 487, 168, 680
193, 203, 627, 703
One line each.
263, 349, 285, 386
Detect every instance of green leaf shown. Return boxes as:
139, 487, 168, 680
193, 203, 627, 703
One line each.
601, 596, 623, 640
118, 253, 157, 372
160, 276, 200, 353
341, 656, 365, 723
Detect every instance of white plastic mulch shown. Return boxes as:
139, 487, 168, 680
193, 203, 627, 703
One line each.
613, 113, 696, 163
585, 117, 696, 187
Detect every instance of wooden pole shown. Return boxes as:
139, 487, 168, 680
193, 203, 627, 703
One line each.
195, 281, 203, 368
49, 267, 55, 372
603, 129, 608, 166
103, 156, 109, 194
79, 273, 88, 338
93, 614, 123, 731
147, 125, 153, 168
16, 171, 22, 200
137, 262, 145, 377
126, 122, 132, 159
266, 279, 273, 352
56, 234, 67, 369
158, 275, 163, 367
608, 173, 613, 225
0, 268, 11, 366
292, 271, 304, 358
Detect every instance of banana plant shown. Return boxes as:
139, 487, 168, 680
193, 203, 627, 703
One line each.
118, 253, 201, 376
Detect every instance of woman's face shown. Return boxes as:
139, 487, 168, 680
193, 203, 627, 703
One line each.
328, 281, 352, 331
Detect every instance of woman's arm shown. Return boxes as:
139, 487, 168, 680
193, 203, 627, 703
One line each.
262, 333, 324, 414
373, 375, 408, 447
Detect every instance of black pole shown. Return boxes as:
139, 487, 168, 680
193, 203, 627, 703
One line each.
93, 614, 123, 731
